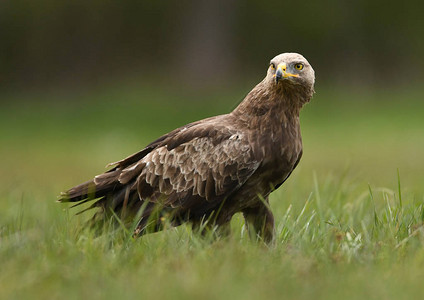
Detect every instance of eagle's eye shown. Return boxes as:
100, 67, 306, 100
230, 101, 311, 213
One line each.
294, 63, 304, 71
270, 63, 276, 70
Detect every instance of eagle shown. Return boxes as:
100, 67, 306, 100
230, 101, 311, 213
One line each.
59, 53, 315, 242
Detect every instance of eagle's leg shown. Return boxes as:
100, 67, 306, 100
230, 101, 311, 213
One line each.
242, 197, 275, 243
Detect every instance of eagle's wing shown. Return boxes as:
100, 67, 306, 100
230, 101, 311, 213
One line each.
61, 116, 260, 222
116, 119, 259, 211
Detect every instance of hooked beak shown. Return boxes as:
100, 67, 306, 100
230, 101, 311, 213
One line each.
274, 63, 299, 83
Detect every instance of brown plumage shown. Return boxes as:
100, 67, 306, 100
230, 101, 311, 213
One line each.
59, 53, 315, 242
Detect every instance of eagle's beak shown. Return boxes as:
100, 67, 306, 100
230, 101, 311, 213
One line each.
275, 63, 299, 83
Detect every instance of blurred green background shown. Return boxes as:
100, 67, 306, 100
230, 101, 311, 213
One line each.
1, 1, 424, 299
1, 0, 423, 90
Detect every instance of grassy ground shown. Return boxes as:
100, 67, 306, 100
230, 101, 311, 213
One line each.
1, 82, 424, 299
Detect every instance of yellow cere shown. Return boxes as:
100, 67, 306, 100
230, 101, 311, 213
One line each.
278, 63, 287, 71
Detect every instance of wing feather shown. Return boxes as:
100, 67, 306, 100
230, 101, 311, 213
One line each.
60, 115, 261, 222
128, 123, 259, 210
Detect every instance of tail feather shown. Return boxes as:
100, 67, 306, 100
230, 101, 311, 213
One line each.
59, 164, 172, 235
59, 174, 152, 231
58, 146, 163, 234
58, 169, 122, 203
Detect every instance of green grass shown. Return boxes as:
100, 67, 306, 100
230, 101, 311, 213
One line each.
1, 82, 424, 299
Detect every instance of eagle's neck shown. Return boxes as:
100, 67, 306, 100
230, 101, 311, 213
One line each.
231, 80, 308, 165
232, 80, 312, 127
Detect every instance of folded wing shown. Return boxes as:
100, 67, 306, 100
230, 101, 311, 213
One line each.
59, 116, 260, 231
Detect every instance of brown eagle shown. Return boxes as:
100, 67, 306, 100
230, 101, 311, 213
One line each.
59, 53, 315, 242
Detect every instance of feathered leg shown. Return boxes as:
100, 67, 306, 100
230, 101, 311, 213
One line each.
242, 197, 275, 243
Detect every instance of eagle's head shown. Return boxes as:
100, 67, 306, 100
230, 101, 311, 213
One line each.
234, 52, 315, 115
266, 53, 315, 93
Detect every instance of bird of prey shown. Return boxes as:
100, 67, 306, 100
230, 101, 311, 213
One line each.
59, 53, 315, 242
